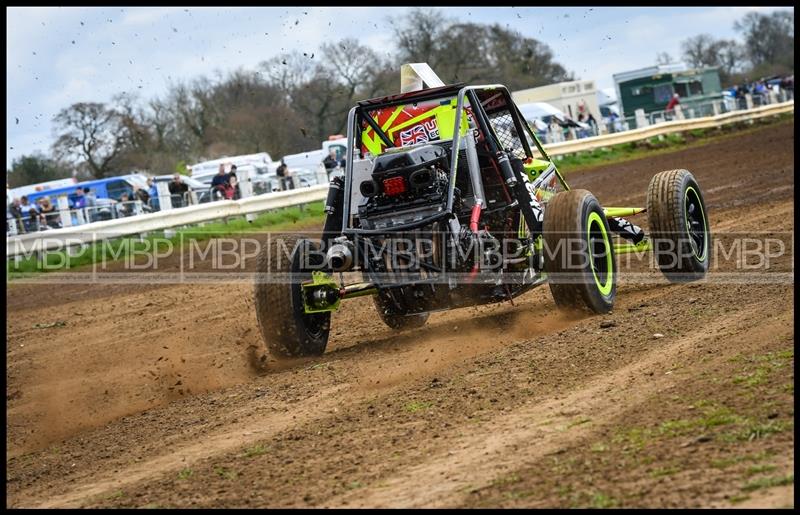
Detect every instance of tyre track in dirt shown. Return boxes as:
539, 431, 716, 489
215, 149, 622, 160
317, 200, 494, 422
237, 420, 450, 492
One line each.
330, 300, 790, 507
6, 118, 794, 508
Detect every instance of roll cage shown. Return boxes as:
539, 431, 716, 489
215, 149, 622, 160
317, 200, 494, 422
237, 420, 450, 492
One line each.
339, 84, 569, 236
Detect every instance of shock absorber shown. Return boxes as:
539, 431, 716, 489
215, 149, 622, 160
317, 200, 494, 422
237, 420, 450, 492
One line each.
495, 151, 518, 188
607, 217, 645, 244
321, 175, 344, 251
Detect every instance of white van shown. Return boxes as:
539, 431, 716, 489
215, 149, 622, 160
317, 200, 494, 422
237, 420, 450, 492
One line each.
188, 152, 274, 185
281, 137, 347, 171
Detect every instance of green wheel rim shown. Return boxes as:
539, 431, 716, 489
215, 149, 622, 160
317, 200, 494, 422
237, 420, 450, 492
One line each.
587, 211, 613, 297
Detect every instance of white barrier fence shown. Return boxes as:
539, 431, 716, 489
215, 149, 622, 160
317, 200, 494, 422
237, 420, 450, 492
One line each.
6, 100, 793, 259
7, 185, 328, 258
542, 100, 794, 156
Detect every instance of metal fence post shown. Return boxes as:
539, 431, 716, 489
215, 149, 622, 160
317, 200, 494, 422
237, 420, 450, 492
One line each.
712, 100, 720, 116
156, 181, 173, 211
745, 94, 753, 110
237, 167, 257, 223
315, 163, 328, 186
54, 195, 72, 228
635, 109, 648, 129
768, 91, 778, 105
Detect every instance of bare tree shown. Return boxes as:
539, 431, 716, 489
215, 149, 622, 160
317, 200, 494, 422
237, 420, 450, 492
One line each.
734, 10, 794, 68
656, 52, 676, 65
52, 103, 130, 179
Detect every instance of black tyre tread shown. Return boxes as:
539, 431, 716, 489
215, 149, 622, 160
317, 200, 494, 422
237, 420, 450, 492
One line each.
646, 169, 710, 281
543, 189, 615, 313
372, 294, 429, 330
254, 235, 329, 358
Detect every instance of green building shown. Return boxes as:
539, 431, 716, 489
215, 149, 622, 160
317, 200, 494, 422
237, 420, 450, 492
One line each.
613, 63, 723, 121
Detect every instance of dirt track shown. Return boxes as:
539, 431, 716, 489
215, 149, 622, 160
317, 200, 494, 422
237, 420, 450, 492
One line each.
6, 119, 794, 508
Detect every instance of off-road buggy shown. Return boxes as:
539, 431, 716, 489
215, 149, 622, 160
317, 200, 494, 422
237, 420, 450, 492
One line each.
254, 76, 711, 358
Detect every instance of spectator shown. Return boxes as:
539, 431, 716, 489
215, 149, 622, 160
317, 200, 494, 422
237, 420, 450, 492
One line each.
586, 113, 598, 136
576, 99, 587, 118
228, 165, 241, 199
548, 118, 562, 143
19, 195, 40, 232
37, 197, 60, 229
80, 186, 101, 222
146, 177, 160, 211
116, 192, 135, 217
577, 114, 589, 138
169, 174, 190, 208
133, 184, 151, 212
322, 150, 341, 176
211, 164, 229, 189
221, 174, 237, 200
609, 111, 621, 133
8, 197, 24, 234
665, 93, 680, 117
276, 159, 293, 191
72, 187, 87, 210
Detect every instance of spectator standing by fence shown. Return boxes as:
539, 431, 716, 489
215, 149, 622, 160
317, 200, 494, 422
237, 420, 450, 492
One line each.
116, 193, 135, 217
547, 118, 562, 143
586, 113, 598, 136
8, 198, 24, 234
276, 159, 293, 191
228, 165, 241, 199
19, 195, 40, 232
322, 150, 341, 177
211, 164, 229, 200
169, 174, 190, 207
665, 93, 680, 117
134, 185, 151, 212
37, 197, 60, 229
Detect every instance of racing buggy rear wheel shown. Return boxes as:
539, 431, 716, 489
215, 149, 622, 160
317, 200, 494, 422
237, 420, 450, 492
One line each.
646, 169, 711, 282
543, 189, 616, 314
254, 235, 330, 358
373, 290, 430, 330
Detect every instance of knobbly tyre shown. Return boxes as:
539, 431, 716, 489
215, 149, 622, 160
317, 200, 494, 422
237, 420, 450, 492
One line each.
253, 76, 711, 358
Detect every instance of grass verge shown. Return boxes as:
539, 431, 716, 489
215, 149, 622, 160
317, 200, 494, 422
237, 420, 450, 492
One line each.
7, 201, 325, 278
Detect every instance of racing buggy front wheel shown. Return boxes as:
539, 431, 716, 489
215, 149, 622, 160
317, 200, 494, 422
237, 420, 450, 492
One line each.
647, 169, 711, 282
254, 235, 330, 358
543, 189, 616, 314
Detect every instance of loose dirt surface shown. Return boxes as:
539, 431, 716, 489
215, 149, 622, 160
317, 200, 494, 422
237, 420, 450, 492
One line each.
6, 118, 794, 508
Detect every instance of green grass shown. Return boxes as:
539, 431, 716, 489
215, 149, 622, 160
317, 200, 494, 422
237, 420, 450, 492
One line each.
745, 464, 777, 476
650, 465, 681, 478
243, 444, 268, 458
404, 401, 433, 413
491, 473, 521, 487
729, 494, 751, 504
741, 474, 793, 492
588, 492, 619, 509
710, 450, 774, 469
176, 468, 193, 480
7, 201, 326, 278
214, 467, 238, 480
566, 417, 592, 429
552, 113, 793, 173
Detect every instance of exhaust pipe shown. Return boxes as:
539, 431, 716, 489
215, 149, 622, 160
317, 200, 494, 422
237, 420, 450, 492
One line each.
327, 240, 354, 272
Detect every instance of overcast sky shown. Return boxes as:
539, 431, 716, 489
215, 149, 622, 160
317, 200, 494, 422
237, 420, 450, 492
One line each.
6, 6, 792, 168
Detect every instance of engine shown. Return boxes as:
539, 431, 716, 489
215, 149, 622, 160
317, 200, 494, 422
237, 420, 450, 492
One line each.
357, 144, 454, 230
